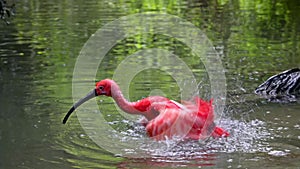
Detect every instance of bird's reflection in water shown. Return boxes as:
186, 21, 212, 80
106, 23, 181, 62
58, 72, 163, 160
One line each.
117, 150, 217, 168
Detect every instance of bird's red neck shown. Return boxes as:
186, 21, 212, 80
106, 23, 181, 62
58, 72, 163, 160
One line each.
110, 82, 141, 115
110, 81, 164, 120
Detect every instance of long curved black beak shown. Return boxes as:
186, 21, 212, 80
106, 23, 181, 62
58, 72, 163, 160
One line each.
62, 89, 98, 124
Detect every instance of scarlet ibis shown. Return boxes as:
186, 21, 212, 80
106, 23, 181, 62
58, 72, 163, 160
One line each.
63, 79, 229, 140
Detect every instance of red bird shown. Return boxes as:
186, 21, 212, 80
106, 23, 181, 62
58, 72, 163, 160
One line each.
63, 79, 229, 140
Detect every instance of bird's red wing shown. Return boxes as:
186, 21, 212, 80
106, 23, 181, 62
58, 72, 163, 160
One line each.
145, 105, 197, 140
145, 97, 229, 140
179, 98, 213, 128
184, 97, 229, 138
133, 96, 172, 120
133, 98, 152, 112
145, 108, 179, 140
211, 126, 229, 137
194, 97, 229, 137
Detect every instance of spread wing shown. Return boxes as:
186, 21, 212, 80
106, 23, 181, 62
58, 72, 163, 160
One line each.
145, 98, 229, 140
145, 105, 196, 140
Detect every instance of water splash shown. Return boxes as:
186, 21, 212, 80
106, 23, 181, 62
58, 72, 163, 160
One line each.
117, 117, 271, 158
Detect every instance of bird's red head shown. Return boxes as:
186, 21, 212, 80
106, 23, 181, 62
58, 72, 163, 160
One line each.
95, 79, 113, 97
62, 79, 115, 124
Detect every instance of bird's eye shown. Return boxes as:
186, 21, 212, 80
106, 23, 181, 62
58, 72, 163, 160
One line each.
99, 86, 104, 90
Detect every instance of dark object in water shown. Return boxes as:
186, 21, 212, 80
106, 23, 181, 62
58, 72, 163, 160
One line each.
0, 0, 15, 24
255, 68, 300, 102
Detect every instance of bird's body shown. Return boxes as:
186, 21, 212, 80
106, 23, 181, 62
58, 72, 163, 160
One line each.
63, 79, 229, 140
255, 68, 300, 102
255, 68, 300, 96
120, 95, 228, 140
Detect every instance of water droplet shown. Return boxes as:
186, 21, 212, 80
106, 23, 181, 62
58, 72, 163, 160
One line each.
268, 150, 288, 156
227, 159, 233, 162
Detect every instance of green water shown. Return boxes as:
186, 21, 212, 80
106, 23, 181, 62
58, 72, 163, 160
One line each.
0, 0, 299, 168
